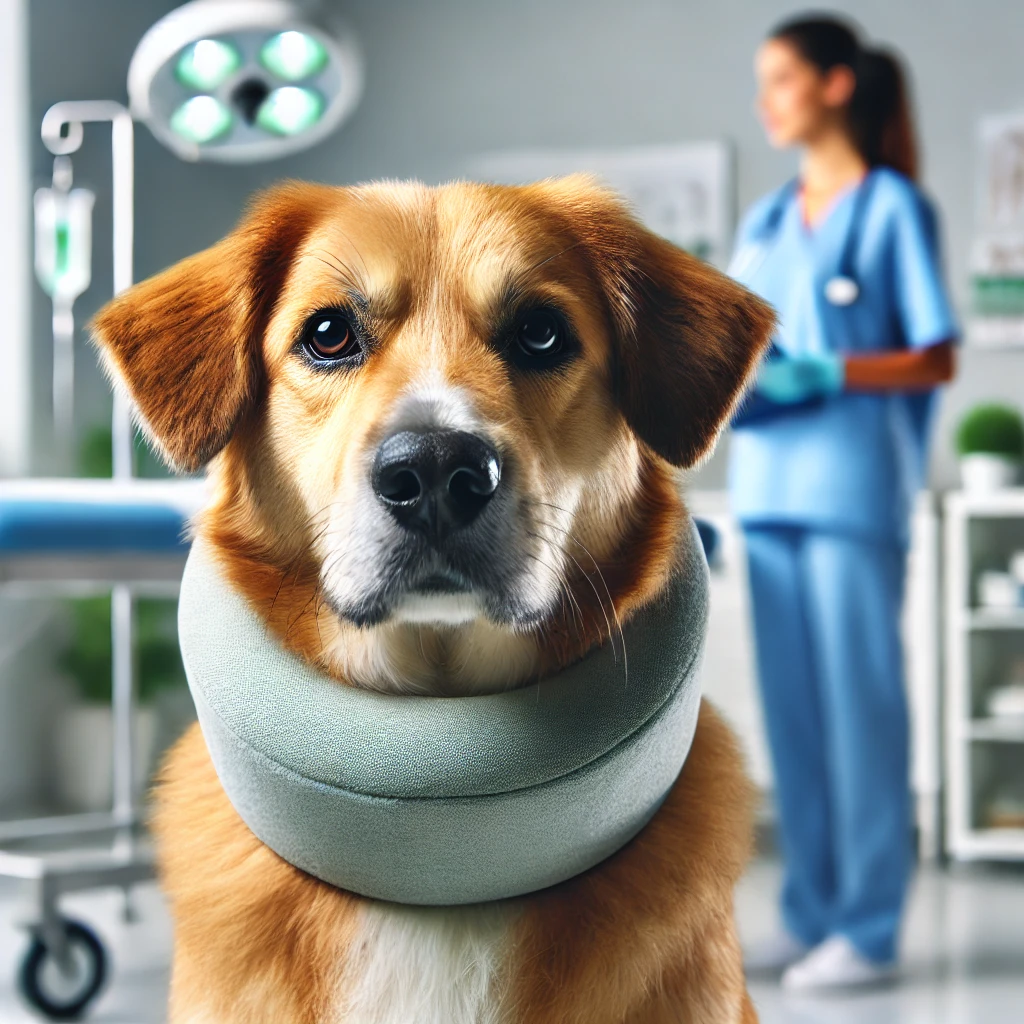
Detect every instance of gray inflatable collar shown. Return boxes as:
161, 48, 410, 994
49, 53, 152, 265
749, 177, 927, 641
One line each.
178, 522, 708, 906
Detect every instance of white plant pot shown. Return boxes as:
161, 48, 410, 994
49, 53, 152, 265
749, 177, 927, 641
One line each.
960, 453, 1019, 493
52, 703, 157, 812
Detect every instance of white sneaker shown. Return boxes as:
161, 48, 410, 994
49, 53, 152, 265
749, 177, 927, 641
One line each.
743, 931, 810, 975
782, 935, 896, 992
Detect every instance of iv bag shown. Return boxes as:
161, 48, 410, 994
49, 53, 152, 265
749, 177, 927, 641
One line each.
34, 186, 95, 303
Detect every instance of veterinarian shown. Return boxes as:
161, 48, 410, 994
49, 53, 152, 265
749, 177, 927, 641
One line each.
728, 15, 957, 991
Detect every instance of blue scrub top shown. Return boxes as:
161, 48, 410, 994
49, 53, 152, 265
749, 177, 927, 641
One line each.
727, 168, 958, 543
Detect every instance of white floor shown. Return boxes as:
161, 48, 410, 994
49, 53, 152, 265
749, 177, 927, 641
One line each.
738, 860, 1024, 1023
0, 859, 1022, 1022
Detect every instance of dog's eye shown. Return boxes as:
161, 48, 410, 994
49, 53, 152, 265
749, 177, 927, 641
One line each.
302, 313, 361, 362
515, 309, 562, 358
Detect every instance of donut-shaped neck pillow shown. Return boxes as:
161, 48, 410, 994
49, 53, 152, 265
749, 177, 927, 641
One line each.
178, 521, 708, 905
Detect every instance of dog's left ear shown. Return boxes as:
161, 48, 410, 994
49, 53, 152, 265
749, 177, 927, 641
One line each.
92, 182, 326, 472
545, 178, 776, 468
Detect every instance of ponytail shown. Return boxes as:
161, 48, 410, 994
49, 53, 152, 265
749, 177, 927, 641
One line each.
849, 47, 917, 179
770, 15, 918, 180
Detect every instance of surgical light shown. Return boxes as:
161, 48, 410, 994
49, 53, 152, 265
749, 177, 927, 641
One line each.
256, 86, 323, 135
128, 0, 362, 163
259, 30, 327, 81
170, 95, 233, 143
175, 38, 242, 91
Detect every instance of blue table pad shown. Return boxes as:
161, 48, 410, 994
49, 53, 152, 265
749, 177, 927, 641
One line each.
0, 500, 189, 554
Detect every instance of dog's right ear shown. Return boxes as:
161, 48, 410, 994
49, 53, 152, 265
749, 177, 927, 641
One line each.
532, 175, 775, 469
92, 183, 326, 473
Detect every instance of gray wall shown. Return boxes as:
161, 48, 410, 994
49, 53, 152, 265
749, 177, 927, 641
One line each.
27, 0, 1024, 485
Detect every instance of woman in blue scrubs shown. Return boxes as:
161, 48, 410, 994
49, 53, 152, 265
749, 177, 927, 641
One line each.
729, 16, 957, 991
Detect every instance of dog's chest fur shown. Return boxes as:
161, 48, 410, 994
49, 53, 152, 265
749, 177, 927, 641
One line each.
334, 901, 518, 1024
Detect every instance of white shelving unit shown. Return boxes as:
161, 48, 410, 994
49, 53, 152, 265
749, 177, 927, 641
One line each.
944, 488, 1024, 861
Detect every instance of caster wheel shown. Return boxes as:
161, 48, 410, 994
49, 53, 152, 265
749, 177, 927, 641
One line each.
17, 918, 107, 1021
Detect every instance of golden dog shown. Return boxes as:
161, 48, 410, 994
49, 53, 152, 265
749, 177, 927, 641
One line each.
94, 175, 773, 1023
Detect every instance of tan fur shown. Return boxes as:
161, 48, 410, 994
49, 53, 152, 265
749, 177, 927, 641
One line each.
95, 176, 774, 1022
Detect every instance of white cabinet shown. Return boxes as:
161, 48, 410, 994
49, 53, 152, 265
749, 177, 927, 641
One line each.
944, 489, 1024, 861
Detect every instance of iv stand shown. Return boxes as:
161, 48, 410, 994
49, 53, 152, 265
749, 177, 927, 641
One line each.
39, 102, 138, 845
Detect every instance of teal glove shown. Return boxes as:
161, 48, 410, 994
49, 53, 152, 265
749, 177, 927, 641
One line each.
756, 353, 845, 405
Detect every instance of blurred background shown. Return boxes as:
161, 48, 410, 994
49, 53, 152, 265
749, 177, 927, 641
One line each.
1, 0, 1023, 1021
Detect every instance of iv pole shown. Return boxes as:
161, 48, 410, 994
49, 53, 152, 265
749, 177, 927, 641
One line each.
40, 101, 138, 838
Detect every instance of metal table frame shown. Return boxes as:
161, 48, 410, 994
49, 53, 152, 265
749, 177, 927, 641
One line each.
0, 100, 152, 978
0, 550, 189, 967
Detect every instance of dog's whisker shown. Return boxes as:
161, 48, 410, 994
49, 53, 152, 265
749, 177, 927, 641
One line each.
269, 548, 311, 620
326, 227, 371, 282
525, 522, 619, 668
561, 579, 584, 637
528, 240, 582, 274
560, 534, 628, 691
522, 534, 584, 637
284, 583, 324, 646
525, 547, 582, 633
564, 549, 619, 668
313, 256, 360, 296
313, 249, 365, 294
528, 513, 628, 689
311, 584, 325, 659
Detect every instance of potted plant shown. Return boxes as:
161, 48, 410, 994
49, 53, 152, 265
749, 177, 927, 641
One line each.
53, 595, 186, 810
955, 403, 1024, 493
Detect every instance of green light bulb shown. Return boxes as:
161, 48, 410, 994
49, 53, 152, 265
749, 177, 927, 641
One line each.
256, 87, 324, 136
175, 38, 242, 91
170, 96, 233, 144
259, 30, 328, 81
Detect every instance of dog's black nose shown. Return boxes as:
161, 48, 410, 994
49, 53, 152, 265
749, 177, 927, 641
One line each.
372, 430, 501, 538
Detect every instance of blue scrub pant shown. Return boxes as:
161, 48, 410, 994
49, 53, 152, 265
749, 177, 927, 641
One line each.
743, 524, 911, 963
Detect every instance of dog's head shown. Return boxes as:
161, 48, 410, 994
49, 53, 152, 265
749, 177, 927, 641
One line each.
94, 177, 772, 692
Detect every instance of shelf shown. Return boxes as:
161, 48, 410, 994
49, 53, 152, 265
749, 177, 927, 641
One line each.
951, 829, 1024, 861
945, 489, 1024, 517
965, 718, 1024, 742
966, 317, 1024, 349
965, 609, 1024, 630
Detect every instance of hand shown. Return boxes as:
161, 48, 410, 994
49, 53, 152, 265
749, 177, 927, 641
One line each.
755, 353, 845, 405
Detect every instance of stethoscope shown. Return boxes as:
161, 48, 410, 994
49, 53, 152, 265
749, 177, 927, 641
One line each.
732, 170, 877, 307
